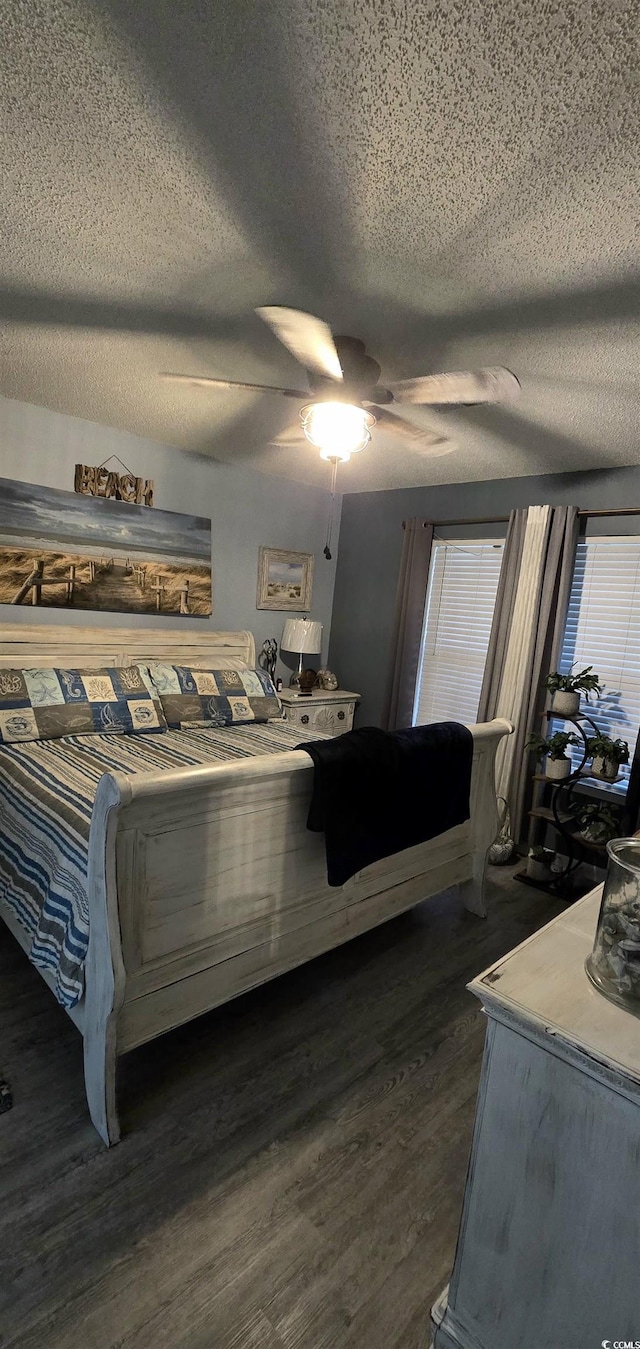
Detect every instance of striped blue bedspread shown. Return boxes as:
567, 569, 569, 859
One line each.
0, 721, 309, 1009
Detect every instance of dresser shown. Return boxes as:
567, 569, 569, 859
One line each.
279, 687, 360, 737
431, 886, 640, 1349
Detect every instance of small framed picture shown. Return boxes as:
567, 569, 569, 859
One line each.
257, 547, 314, 611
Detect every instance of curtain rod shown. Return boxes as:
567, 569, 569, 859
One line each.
403, 507, 640, 528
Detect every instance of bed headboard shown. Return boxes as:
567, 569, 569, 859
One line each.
0, 623, 256, 671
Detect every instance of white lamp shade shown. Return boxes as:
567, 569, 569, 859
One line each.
281, 618, 322, 655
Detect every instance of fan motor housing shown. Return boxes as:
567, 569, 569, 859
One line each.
308, 335, 393, 405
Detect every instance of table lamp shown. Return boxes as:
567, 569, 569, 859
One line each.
281, 617, 323, 690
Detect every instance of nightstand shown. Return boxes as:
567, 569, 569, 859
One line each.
279, 687, 360, 737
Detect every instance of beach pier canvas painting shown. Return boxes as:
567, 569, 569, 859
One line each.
256, 547, 314, 611
0, 477, 212, 617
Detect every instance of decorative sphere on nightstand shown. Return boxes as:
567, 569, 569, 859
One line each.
316, 668, 338, 690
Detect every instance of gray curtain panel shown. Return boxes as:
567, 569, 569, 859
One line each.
512, 505, 579, 838
480, 505, 579, 841
477, 509, 527, 724
383, 519, 434, 730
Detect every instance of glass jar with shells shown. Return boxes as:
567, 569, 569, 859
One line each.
586, 838, 640, 1014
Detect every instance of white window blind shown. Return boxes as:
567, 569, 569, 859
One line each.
413, 540, 504, 727
558, 536, 640, 778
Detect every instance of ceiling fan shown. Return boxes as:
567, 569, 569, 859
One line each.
160, 305, 521, 464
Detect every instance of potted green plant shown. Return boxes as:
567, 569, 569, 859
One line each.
526, 844, 556, 881
574, 801, 622, 846
526, 730, 581, 780
544, 665, 602, 718
586, 733, 630, 782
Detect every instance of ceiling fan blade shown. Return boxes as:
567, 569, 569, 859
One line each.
373, 406, 453, 453
269, 421, 307, 448
256, 306, 343, 382
160, 372, 308, 397
388, 367, 521, 406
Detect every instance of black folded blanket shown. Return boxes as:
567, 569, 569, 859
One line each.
298, 721, 474, 887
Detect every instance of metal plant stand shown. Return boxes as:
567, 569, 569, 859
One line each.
517, 710, 623, 900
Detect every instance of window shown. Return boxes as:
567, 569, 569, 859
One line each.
558, 536, 640, 779
413, 539, 504, 727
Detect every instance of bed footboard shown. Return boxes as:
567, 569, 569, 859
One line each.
85, 718, 512, 1144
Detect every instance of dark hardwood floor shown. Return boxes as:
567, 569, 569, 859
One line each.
0, 868, 562, 1349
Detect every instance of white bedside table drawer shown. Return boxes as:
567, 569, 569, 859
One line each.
281, 697, 357, 737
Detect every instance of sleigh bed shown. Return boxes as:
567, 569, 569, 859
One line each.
0, 623, 511, 1146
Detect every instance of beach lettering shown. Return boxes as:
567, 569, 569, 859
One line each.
74, 465, 154, 507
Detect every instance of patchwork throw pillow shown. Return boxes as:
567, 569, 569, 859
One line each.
146, 663, 281, 728
0, 666, 167, 744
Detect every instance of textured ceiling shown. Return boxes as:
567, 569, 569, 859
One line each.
1, 0, 639, 492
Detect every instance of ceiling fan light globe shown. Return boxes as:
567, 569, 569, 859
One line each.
300, 401, 374, 458
319, 444, 352, 463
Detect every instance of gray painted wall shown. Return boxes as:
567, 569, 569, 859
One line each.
0, 394, 340, 681
329, 468, 640, 726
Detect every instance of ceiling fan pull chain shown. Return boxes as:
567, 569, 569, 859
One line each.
323, 458, 339, 560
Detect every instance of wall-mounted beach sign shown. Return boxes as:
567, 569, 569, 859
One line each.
0, 477, 212, 618
74, 463, 154, 506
